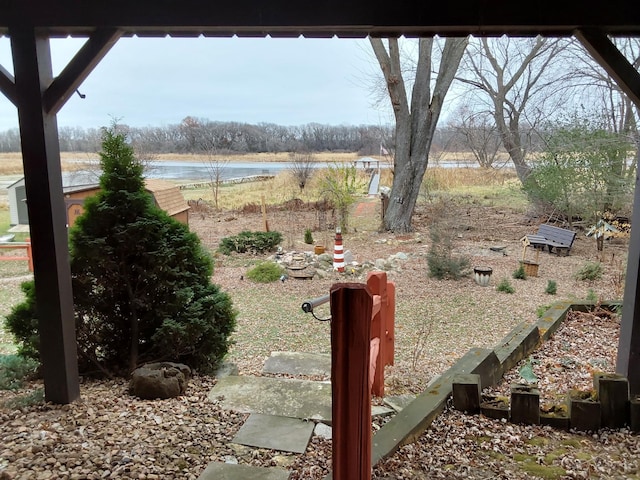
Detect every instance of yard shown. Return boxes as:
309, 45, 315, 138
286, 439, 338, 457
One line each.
0, 170, 638, 479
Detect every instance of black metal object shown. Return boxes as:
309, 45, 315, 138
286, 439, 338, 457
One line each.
2, 1, 640, 37
301, 294, 331, 321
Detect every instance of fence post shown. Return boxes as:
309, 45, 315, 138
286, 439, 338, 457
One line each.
366, 271, 386, 397
26, 237, 33, 272
330, 283, 373, 480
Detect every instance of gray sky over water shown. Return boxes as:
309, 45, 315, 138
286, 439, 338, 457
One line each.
0, 36, 393, 132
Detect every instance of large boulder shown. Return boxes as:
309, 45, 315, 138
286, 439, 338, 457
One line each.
129, 362, 191, 400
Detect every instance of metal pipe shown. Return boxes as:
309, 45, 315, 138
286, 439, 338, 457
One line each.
301, 293, 330, 313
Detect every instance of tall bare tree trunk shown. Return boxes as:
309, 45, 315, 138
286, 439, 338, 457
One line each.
371, 37, 468, 232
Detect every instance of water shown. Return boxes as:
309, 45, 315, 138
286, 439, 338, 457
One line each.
144, 160, 321, 181
66, 158, 478, 183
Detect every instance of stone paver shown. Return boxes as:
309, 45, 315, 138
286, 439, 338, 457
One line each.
233, 413, 314, 454
197, 462, 290, 480
209, 375, 332, 421
262, 351, 331, 377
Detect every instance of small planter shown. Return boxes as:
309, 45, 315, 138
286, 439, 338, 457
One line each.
314, 245, 326, 255
540, 404, 569, 430
473, 266, 493, 287
480, 395, 510, 420
568, 390, 601, 432
519, 260, 539, 277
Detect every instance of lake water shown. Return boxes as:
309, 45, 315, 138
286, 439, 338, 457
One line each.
144, 160, 314, 181
142, 159, 474, 181
65, 158, 477, 183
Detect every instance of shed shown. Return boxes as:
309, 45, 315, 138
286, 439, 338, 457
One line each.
9, 176, 190, 228
7, 177, 28, 226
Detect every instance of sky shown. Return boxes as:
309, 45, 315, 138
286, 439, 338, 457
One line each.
0, 36, 394, 132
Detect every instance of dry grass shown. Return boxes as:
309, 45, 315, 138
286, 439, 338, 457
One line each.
0, 152, 97, 175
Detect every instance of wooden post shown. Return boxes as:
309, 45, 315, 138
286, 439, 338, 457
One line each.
367, 271, 395, 367
595, 373, 630, 428
452, 373, 482, 413
330, 283, 373, 480
367, 272, 386, 397
26, 237, 33, 272
510, 383, 540, 425
11, 28, 80, 404
386, 281, 395, 366
261, 194, 269, 232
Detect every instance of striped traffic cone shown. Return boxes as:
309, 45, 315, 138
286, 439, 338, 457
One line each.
333, 227, 345, 272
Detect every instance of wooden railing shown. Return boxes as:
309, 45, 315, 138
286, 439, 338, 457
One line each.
0, 238, 33, 272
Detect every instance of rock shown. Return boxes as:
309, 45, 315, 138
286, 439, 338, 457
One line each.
343, 250, 355, 264
129, 362, 191, 400
393, 252, 408, 261
314, 423, 332, 440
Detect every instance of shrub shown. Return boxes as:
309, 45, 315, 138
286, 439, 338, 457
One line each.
246, 261, 285, 283
304, 228, 314, 245
427, 228, 470, 280
574, 261, 603, 281
4, 281, 39, 362
496, 278, 515, 294
1, 389, 44, 409
0, 354, 39, 390
512, 264, 527, 280
219, 231, 283, 255
546, 280, 557, 295
586, 289, 599, 303
6, 127, 237, 376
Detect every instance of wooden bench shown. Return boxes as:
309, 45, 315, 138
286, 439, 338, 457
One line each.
525, 224, 577, 256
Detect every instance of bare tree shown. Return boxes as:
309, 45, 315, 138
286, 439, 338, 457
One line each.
370, 37, 468, 232
449, 106, 502, 168
457, 36, 567, 185
289, 151, 315, 192
200, 135, 229, 210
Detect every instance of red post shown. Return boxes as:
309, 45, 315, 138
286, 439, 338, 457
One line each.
367, 271, 386, 397
330, 283, 373, 480
386, 281, 395, 366
26, 237, 33, 272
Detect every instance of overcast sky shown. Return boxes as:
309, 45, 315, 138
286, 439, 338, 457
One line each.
0, 36, 394, 132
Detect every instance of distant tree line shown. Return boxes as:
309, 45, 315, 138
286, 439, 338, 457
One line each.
0, 118, 395, 155
0, 115, 548, 160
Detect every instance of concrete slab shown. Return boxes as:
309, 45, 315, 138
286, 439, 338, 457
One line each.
197, 462, 290, 480
233, 413, 314, 454
209, 375, 332, 421
262, 351, 331, 377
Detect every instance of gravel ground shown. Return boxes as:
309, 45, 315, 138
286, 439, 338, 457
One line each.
1, 198, 638, 479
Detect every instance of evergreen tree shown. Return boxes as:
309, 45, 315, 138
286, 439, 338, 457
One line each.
6, 127, 236, 376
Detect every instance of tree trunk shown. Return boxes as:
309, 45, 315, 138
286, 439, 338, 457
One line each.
370, 37, 468, 233
125, 277, 139, 373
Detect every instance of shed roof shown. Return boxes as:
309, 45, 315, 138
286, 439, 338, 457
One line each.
144, 178, 190, 217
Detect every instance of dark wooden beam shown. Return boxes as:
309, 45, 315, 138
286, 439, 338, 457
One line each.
1, 0, 640, 37
43, 28, 121, 115
575, 29, 640, 107
617, 173, 640, 396
10, 27, 80, 404
0, 64, 17, 106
